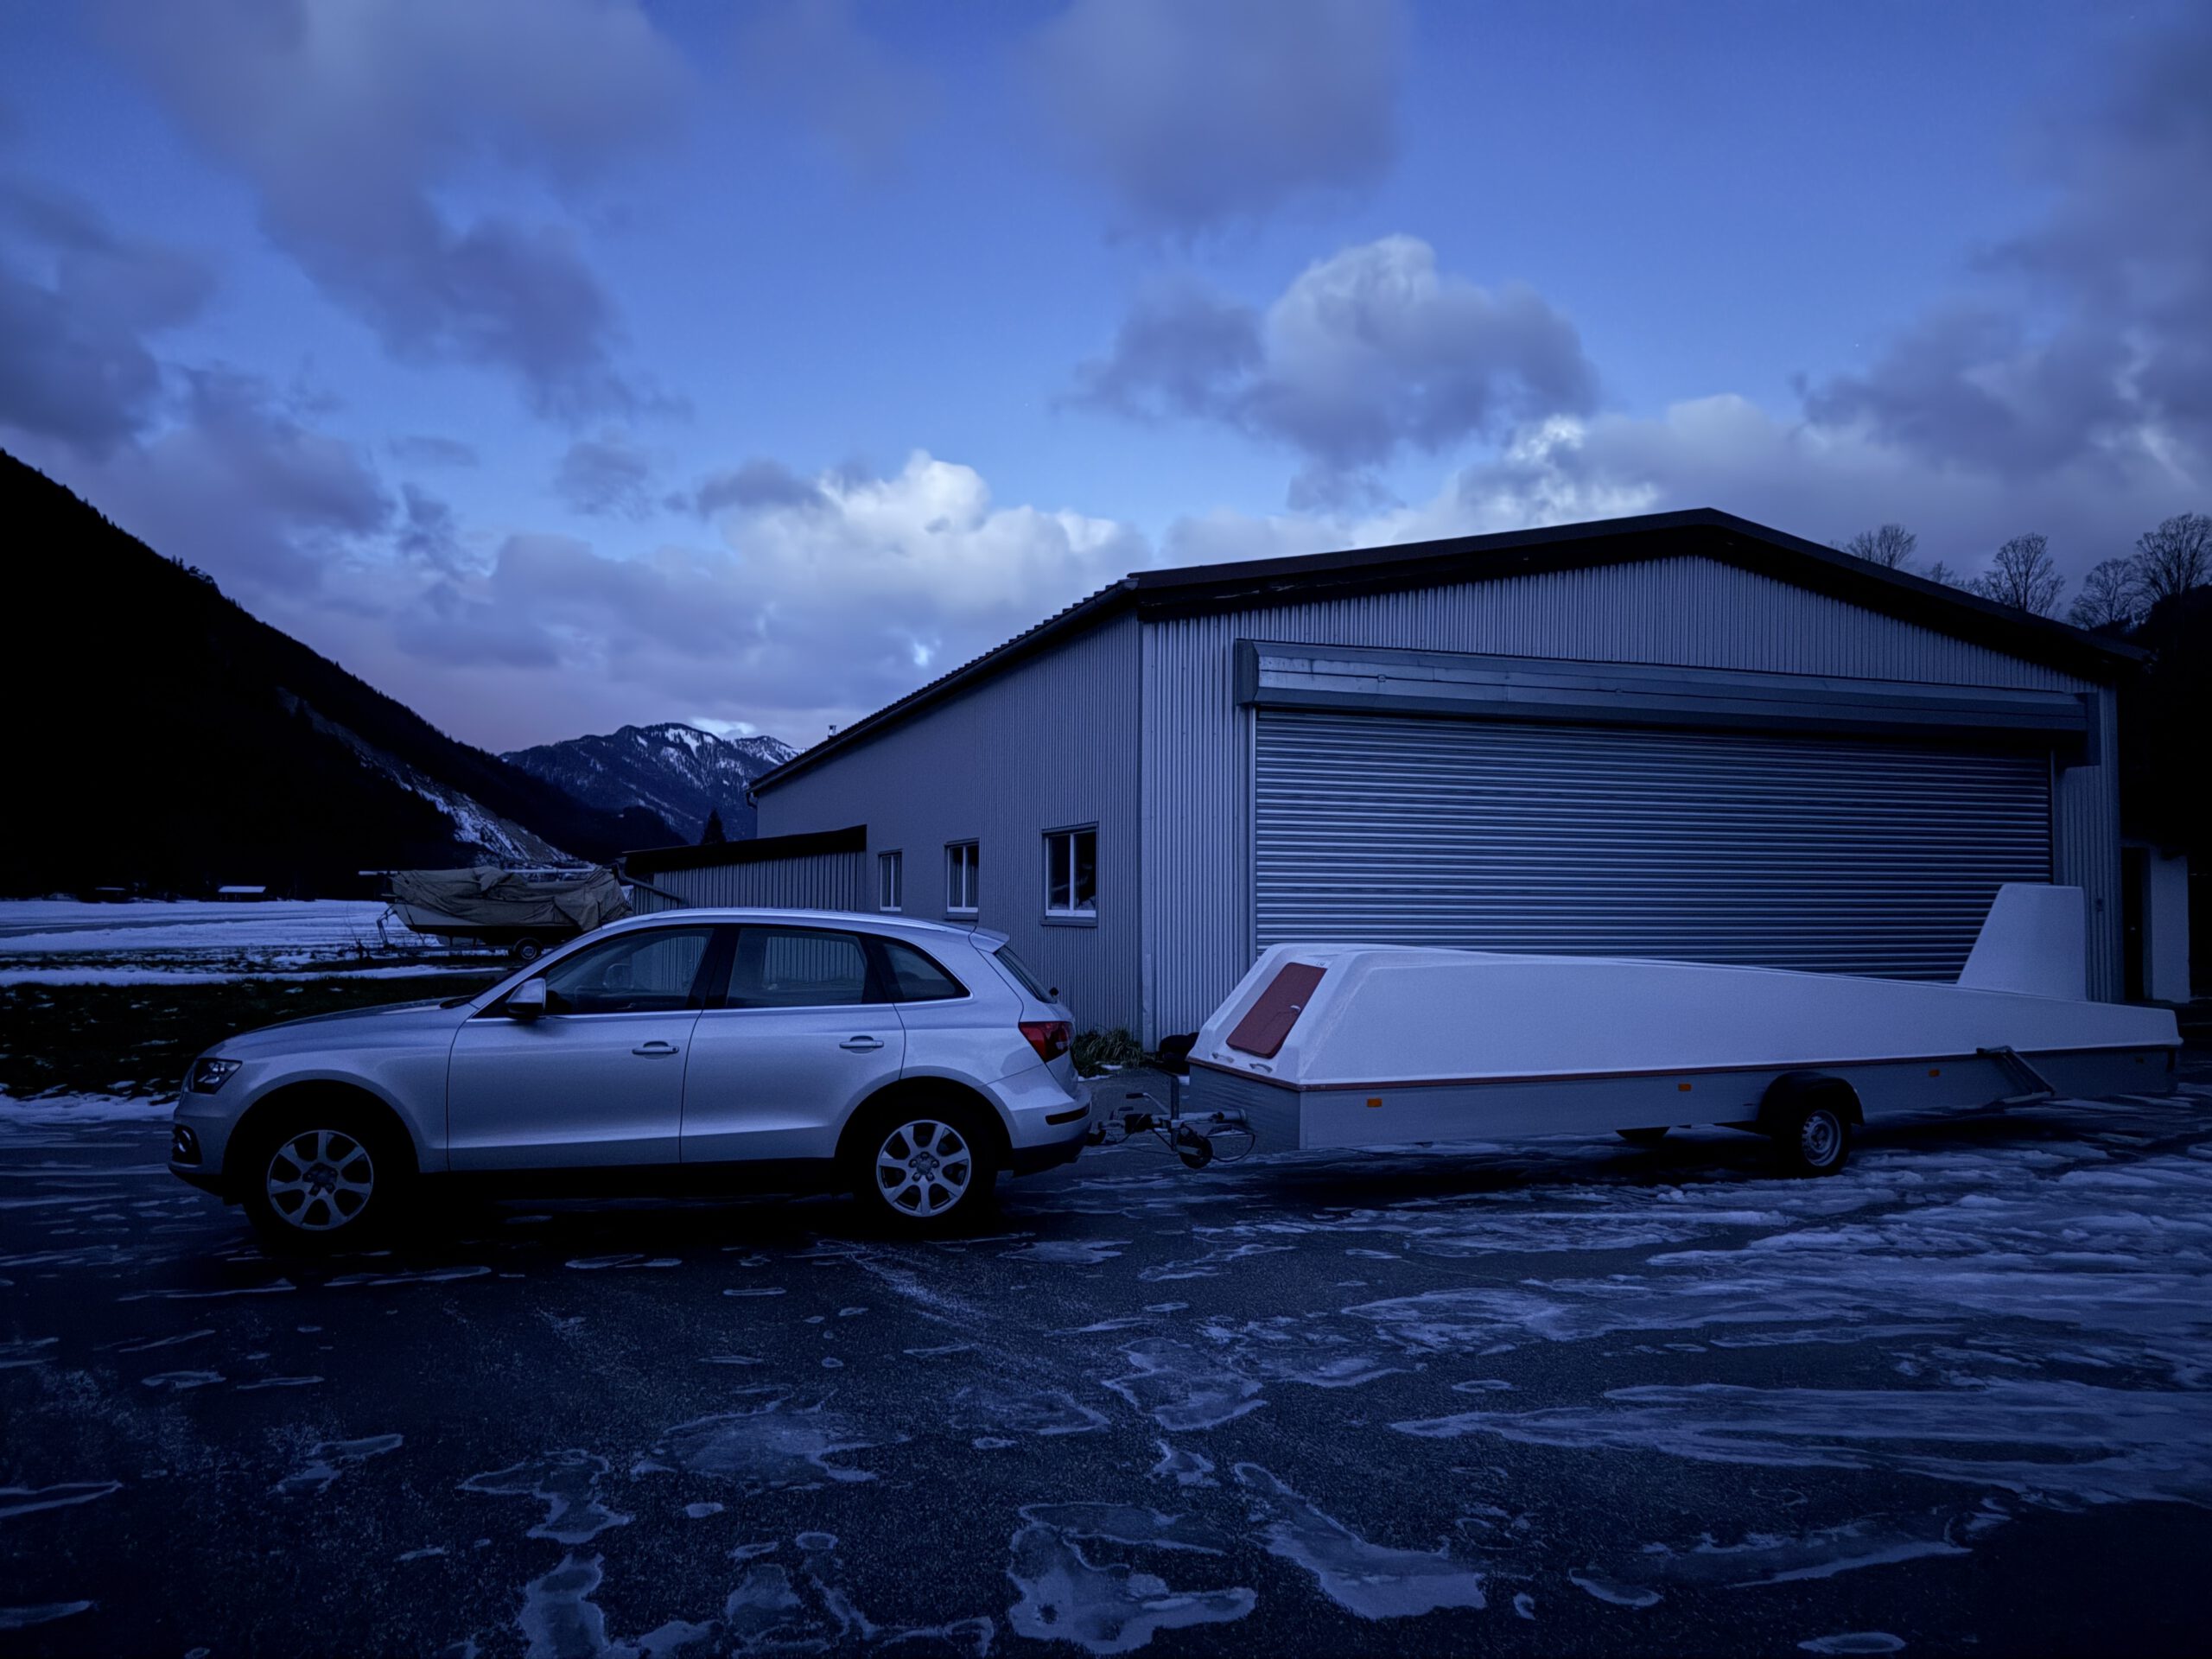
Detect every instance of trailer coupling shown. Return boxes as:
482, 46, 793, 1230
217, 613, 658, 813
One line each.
1085, 1077, 1255, 1167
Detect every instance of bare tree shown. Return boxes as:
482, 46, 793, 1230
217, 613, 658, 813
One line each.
1973, 533, 2065, 616
1841, 523, 1917, 569
1921, 559, 1964, 588
2067, 557, 2145, 631
2133, 512, 2212, 605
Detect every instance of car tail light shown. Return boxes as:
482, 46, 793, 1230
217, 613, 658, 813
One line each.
1020, 1020, 1071, 1065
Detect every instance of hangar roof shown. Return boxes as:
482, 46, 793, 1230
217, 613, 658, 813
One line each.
753, 507, 2139, 794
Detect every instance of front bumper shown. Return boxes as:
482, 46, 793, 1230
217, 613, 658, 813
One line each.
168, 1093, 242, 1198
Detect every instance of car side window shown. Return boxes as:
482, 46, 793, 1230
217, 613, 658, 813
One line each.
539, 928, 713, 1016
724, 927, 879, 1009
880, 939, 967, 1002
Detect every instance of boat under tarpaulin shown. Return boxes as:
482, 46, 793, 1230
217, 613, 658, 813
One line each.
388, 866, 629, 955
1182, 885, 2179, 1172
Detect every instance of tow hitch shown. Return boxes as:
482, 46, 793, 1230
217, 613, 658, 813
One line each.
1085, 1071, 1255, 1168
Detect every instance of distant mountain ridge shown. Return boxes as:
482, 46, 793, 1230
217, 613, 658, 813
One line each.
504, 723, 798, 842
0, 448, 677, 894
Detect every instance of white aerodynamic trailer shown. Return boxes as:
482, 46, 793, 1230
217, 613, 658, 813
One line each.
1179, 886, 2180, 1176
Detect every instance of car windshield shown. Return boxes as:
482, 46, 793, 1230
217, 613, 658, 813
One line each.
988, 944, 1053, 1001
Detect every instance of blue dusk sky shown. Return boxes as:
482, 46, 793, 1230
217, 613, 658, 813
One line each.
2, 1, 2205, 751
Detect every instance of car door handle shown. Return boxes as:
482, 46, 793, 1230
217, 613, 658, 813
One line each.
632, 1040, 681, 1057
839, 1036, 885, 1052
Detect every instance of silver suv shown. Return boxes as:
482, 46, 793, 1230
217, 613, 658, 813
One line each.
170, 911, 1090, 1249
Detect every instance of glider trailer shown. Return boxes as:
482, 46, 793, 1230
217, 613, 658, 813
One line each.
1130, 887, 2180, 1177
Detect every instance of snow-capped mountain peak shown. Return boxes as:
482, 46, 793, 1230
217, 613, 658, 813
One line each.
503, 723, 798, 842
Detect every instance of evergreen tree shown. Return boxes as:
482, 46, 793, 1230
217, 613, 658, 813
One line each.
701, 808, 727, 844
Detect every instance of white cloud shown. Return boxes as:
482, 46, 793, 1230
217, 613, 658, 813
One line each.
333, 451, 1149, 750
1075, 236, 1598, 505
1165, 395, 2206, 588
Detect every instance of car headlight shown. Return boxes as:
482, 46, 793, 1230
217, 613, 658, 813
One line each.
188, 1057, 242, 1094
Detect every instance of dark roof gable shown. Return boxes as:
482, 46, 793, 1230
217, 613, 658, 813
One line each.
755, 507, 2140, 793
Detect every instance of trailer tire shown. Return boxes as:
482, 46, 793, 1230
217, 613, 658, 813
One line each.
512, 936, 545, 963
1759, 1077, 1855, 1176
1617, 1127, 1669, 1147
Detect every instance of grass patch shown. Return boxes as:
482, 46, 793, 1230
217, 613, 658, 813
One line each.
1071, 1027, 1147, 1077
0, 974, 501, 1100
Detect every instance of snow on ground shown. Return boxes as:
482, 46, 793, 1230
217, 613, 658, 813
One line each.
0, 1091, 181, 1124
0, 898, 493, 982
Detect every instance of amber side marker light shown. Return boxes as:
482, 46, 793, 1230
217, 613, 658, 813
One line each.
1929, 1068, 1942, 1077
1677, 1082, 1694, 1092
1365, 1096, 1382, 1109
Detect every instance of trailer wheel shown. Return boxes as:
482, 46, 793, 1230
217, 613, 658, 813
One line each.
512, 936, 545, 963
1770, 1099, 1851, 1176
1617, 1128, 1669, 1147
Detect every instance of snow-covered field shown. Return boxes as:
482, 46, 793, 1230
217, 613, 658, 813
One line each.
0, 898, 493, 983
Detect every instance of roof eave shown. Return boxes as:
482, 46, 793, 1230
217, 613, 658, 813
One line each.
753, 510, 2141, 793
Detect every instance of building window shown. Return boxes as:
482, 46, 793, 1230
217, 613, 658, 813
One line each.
945, 841, 979, 916
1044, 825, 1096, 920
878, 849, 903, 912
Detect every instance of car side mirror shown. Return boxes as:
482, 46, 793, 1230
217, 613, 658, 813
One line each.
507, 979, 549, 1021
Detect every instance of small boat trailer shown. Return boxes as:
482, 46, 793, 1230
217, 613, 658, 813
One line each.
1109, 886, 2180, 1177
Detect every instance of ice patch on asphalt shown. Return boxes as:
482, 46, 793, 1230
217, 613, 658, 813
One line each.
1002, 1238, 1127, 1266
1571, 1512, 1970, 1604
275, 1433, 404, 1497
1006, 1504, 1255, 1655
1233, 1463, 1485, 1618
1394, 1380, 2212, 1507
0, 1601, 93, 1630
462, 1452, 632, 1544
1800, 1635, 1906, 1655
1104, 1340, 1263, 1431
0, 1481, 122, 1521
953, 1384, 1110, 1438
657, 1391, 883, 1490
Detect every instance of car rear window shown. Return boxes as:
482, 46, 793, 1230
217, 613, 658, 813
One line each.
988, 944, 1052, 1001
880, 940, 967, 1001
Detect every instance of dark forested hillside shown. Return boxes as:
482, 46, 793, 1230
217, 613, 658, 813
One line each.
0, 450, 675, 895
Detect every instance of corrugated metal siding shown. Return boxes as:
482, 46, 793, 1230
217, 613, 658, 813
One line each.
757, 613, 1144, 1034
627, 852, 867, 913
2053, 690, 2120, 998
1255, 711, 2053, 979
1142, 553, 2120, 1037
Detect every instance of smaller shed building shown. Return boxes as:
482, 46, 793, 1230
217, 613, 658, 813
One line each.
629, 510, 2145, 1043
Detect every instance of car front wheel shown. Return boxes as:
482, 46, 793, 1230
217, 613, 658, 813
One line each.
239, 1105, 410, 1252
853, 1102, 999, 1232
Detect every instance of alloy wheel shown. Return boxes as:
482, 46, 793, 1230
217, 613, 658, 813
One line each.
874, 1119, 973, 1217
265, 1128, 376, 1233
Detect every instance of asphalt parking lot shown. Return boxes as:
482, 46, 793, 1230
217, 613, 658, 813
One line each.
4, 1065, 2211, 1658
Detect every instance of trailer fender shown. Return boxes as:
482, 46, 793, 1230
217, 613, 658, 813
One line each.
1758, 1071, 1864, 1129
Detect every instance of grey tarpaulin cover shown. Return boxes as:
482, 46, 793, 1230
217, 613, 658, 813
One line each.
389, 867, 630, 931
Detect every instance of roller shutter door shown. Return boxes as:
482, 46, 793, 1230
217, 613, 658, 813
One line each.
1254, 710, 2052, 981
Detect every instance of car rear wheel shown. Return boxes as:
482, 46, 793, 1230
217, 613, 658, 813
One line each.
852, 1100, 1000, 1233
239, 1104, 411, 1253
